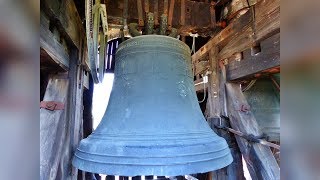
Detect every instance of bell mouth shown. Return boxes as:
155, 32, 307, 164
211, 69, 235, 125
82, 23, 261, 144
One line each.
73, 131, 233, 176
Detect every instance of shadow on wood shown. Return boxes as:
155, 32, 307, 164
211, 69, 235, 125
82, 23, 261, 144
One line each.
226, 83, 280, 180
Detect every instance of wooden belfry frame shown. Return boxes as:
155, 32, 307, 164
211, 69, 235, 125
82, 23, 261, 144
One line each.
40, 0, 280, 179
192, 0, 280, 179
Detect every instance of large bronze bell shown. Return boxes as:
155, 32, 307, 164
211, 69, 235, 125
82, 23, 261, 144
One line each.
243, 77, 280, 142
73, 35, 232, 176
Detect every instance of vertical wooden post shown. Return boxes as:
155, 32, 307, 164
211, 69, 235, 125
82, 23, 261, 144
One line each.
137, 0, 144, 26
181, 35, 186, 43
217, 64, 245, 180
40, 75, 69, 180
58, 47, 84, 180
206, 47, 245, 180
180, 0, 185, 26
153, 0, 159, 26
207, 47, 219, 118
226, 83, 280, 180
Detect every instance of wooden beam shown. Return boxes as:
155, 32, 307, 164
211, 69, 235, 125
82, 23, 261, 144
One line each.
226, 83, 280, 180
40, 75, 69, 180
41, 0, 85, 49
207, 47, 220, 117
221, 0, 257, 20
226, 33, 280, 81
194, 78, 207, 92
58, 48, 85, 180
218, 5, 280, 60
192, 0, 280, 63
205, 48, 245, 180
194, 60, 209, 76
106, 0, 213, 36
167, 0, 175, 29
40, 15, 69, 71
217, 64, 245, 180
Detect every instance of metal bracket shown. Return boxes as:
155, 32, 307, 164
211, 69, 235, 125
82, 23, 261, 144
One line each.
237, 104, 250, 112
40, 101, 64, 111
221, 58, 228, 65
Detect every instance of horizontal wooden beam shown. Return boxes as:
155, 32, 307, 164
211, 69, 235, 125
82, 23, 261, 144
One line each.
194, 78, 208, 92
40, 16, 70, 71
226, 83, 280, 180
218, 4, 280, 60
226, 33, 280, 81
106, 0, 215, 36
194, 60, 209, 76
221, 0, 257, 20
192, 0, 280, 62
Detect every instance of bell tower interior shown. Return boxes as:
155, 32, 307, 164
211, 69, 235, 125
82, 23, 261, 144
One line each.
40, 0, 280, 179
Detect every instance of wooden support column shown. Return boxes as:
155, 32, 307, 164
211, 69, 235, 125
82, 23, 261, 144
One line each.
226, 83, 280, 180
40, 75, 69, 180
58, 47, 84, 180
206, 48, 245, 180
207, 47, 219, 117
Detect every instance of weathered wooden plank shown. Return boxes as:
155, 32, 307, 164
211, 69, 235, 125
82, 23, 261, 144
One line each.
41, 0, 85, 49
194, 60, 209, 76
226, 83, 280, 180
40, 12, 69, 71
193, 53, 240, 81
58, 48, 85, 180
218, 5, 280, 60
192, 0, 280, 62
40, 75, 69, 180
106, 0, 213, 36
221, 0, 257, 20
218, 64, 245, 180
226, 33, 280, 81
206, 47, 225, 180
208, 47, 220, 117
194, 78, 208, 92
205, 48, 245, 180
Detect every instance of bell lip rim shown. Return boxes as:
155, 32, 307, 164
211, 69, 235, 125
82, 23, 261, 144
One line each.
72, 151, 233, 177
116, 35, 190, 53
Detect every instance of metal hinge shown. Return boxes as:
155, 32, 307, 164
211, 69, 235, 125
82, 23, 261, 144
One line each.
40, 101, 64, 111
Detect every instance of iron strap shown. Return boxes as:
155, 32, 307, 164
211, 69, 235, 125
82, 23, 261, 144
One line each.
40, 101, 64, 111
215, 124, 280, 150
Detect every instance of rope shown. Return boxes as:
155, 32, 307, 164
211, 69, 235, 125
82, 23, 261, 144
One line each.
242, 79, 256, 92
197, 74, 209, 103
270, 75, 280, 91
198, 80, 206, 103
189, 33, 198, 54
